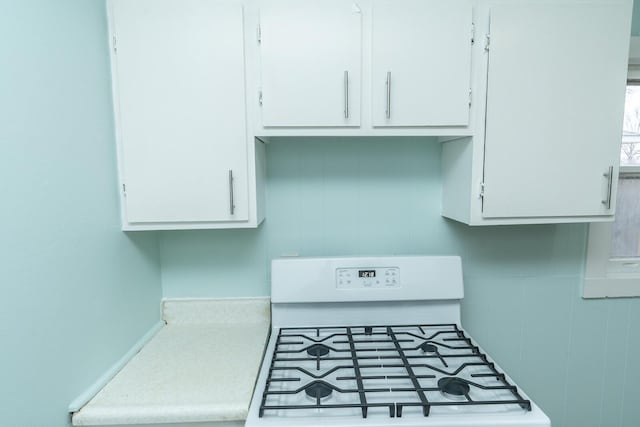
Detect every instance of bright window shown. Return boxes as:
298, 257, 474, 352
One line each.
610, 171, 640, 259
620, 85, 640, 166
584, 75, 640, 297
610, 84, 640, 263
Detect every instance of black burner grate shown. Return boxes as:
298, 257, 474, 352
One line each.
258, 323, 532, 418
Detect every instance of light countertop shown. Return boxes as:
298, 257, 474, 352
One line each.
72, 298, 271, 426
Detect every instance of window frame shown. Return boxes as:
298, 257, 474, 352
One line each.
584, 41, 640, 298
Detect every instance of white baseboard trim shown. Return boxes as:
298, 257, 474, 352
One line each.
68, 320, 165, 413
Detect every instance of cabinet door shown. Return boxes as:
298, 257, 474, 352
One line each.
112, 0, 249, 223
371, 0, 472, 127
482, 2, 629, 218
259, 0, 362, 127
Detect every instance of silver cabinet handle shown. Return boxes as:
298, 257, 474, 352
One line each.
602, 166, 614, 209
343, 70, 349, 119
228, 169, 235, 215
385, 71, 391, 119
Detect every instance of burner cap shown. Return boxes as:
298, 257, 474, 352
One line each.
304, 381, 333, 399
438, 377, 470, 396
419, 342, 437, 354
306, 343, 330, 357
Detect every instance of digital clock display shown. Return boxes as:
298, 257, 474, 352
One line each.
358, 270, 376, 278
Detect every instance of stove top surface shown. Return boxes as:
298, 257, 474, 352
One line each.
257, 324, 531, 419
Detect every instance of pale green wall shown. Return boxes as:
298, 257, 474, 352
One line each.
0, 2, 162, 426
160, 139, 640, 427
2, 1, 639, 426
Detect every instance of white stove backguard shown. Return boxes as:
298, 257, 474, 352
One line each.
271, 256, 464, 328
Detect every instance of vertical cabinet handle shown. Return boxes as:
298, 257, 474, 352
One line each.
385, 71, 391, 119
228, 169, 235, 215
343, 70, 349, 119
602, 166, 614, 209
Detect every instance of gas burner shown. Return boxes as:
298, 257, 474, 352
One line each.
304, 380, 333, 400
306, 343, 330, 357
438, 377, 470, 400
419, 342, 437, 354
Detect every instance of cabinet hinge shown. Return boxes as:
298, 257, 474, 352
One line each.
484, 34, 490, 51
479, 182, 485, 199
122, 183, 126, 196
468, 90, 472, 107
258, 90, 263, 106
112, 34, 117, 53
257, 25, 261, 44
471, 23, 475, 44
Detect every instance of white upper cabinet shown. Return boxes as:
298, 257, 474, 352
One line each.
258, 0, 362, 127
107, 0, 633, 228
371, 0, 472, 127
481, 2, 629, 219
110, 0, 263, 229
441, 0, 632, 225
254, 0, 474, 135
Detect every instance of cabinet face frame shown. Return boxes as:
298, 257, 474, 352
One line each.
108, 0, 263, 230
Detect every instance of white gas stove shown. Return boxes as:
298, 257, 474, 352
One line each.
245, 256, 550, 427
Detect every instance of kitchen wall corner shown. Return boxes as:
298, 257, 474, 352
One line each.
0, 2, 163, 426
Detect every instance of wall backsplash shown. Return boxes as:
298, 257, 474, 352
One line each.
160, 137, 640, 427
161, 137, 449, 297
160, 137, 586, 296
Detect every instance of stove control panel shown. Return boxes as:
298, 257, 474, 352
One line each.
336, 267, 400, 289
